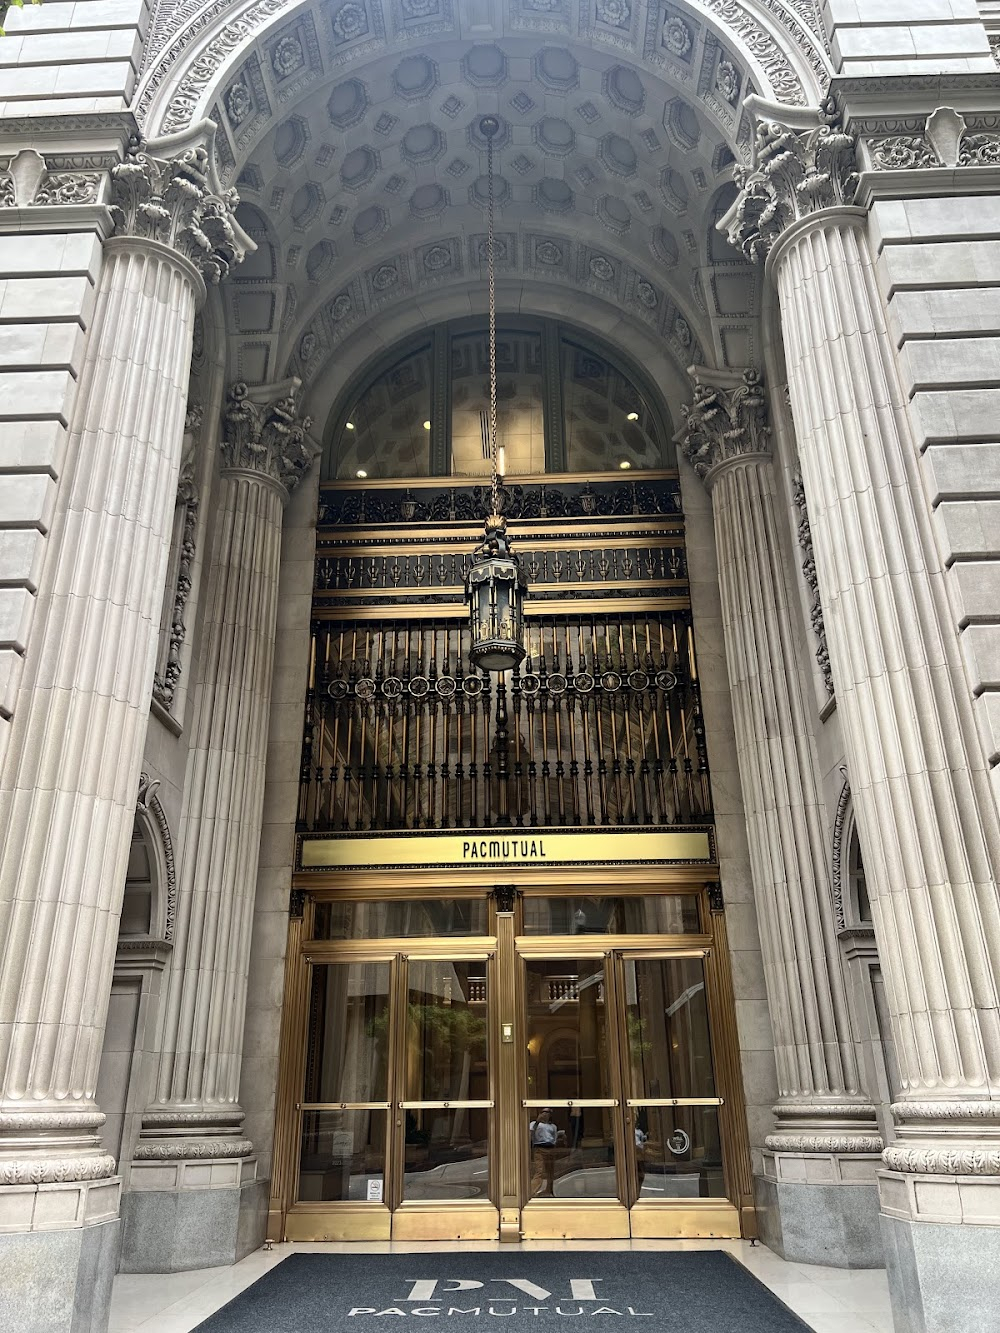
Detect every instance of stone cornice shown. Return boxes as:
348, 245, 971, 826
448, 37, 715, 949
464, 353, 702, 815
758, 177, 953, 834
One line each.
109, 121, 252, 287
221, 378, 320, 497
676, 367, 772, 484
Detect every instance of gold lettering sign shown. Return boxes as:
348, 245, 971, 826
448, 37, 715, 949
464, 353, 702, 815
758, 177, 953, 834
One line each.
299, 829, 713, 871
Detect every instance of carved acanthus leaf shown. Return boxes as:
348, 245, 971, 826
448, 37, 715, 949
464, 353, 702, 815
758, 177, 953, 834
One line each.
133, 1138, 253, 1159
221, 381, 319, 495
766, 1134, 884, 1153
0, 1154, 117, 1184
883, 1146, 1000, 1175
110, 140, 246, 284
726, 98, 858, 263
678, 369, 771, 482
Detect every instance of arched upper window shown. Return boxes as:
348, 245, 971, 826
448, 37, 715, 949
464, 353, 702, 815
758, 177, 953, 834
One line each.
848, 826, 872, 925
327, 317, 672, 481
120, 817, 158, 937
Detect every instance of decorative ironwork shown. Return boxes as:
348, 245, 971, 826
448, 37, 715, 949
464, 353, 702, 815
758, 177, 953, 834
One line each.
317, 477, 682, 527
493, 884, 517, 913
707, 881, 724, 914
314, 539, 687, 599
298, 612, 711, 833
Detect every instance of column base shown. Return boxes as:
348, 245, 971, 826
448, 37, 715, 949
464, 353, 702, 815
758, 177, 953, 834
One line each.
755, 1149, 883, 1267
119, 1156, 267, 1273
0, 1177, 121, 1333
879, 1169, 1000, 1333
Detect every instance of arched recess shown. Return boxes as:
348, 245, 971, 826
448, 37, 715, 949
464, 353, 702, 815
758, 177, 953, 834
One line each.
132, 3, 831, 393
320, 313, 677, 481
95, 776, 176, 1178
830, 780, 900, 1147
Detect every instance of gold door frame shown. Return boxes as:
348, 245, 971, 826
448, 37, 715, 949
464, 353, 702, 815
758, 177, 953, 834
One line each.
268, 883, 755, 1243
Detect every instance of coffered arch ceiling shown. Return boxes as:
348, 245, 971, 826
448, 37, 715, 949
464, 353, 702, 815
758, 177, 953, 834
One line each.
138, 0, 831, 398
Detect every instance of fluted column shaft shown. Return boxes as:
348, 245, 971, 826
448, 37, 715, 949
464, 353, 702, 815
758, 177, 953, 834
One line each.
140, 382, 315, 1159
774, 211, 1000, 1169
0, 238, 200, 1181
707, 450, 878, 1150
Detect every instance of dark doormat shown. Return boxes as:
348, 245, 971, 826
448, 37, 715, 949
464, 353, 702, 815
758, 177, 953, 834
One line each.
192, 1250, 811, 1332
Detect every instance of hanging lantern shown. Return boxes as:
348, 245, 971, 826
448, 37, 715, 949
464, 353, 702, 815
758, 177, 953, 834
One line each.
468, 512, 526, 673
466, 114, 528, 673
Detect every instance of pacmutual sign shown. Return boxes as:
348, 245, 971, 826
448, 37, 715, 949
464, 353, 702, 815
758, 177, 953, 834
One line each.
347, 1278, 653, 1319
298, 828, 714, 871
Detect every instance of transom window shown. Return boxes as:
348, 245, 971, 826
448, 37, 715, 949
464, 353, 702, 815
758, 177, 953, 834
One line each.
328, 317, 671, 480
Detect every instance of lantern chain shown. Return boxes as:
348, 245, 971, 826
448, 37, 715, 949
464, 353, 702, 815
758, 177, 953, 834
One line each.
485, 119, 499, 521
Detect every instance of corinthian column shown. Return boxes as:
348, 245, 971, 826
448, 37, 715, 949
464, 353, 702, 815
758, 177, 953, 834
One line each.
679, 368, 881, 1265
727, 98, 1000, 1329
0, 127, 247, 1329
122, 382, 318, 1273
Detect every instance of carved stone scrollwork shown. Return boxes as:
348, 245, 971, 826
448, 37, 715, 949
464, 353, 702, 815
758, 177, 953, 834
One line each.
790, 470, 834, 696
677, 368, 771, 483
110, 137, 248, 285
137, 772, 177, 942
153, 403, 202, 715
221, 381, 319, 496
725, 98, 858, 263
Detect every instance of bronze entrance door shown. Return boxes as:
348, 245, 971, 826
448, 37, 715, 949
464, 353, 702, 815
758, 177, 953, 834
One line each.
273, 889, 749, 1243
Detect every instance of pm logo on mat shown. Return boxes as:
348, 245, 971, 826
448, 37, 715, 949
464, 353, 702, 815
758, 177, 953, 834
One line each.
348, 1278, 653, 1318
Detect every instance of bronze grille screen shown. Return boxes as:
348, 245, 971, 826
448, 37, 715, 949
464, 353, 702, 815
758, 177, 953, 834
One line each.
299, 475, 712, 834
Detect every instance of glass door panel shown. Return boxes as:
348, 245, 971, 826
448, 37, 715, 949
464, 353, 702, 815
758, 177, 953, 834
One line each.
397, 958, 492, 1205
620, 955, 725, 1203
522, 956, 623, 1203
297, 961, 391, 1206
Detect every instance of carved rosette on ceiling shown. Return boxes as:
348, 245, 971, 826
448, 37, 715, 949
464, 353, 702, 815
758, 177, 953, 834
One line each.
221, 381, 319, 495
725, 98, 858, 264
677, 368, 771, 482
109, 140, 248, 285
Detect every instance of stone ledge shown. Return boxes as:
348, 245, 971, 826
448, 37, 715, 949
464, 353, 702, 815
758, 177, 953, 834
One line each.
0, 1176, 120, 1234
879, 1168, 1000, 1224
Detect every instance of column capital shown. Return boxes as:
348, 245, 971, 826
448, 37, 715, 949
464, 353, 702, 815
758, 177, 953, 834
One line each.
677, 367, 772, 485
722, 95, 859, 265
109, 121, 252, 287
221, 378, 320, 497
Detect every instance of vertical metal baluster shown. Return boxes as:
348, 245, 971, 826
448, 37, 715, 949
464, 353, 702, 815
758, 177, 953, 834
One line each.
354, 627, 369, 831
413, 626, 424, 829
538, 622, 551, 826
590, 619, 608, 824
428, 624, 439, 829
659, 618, 682, 820
619, 619, 638, 823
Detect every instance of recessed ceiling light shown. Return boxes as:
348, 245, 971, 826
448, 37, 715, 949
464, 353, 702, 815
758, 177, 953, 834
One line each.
619, 459, 632, 470
345, 421, 355, 430
356, 469, 368, 479
423, 420, 432, 430
626, 411, 639, 422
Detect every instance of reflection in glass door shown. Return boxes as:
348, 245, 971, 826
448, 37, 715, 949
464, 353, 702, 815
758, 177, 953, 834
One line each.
297, 961, 390, 1210
396, 959, 492, 1214
276, 893, 749, 1243
289, 952, 497, 1241
621, 955, 727, 1216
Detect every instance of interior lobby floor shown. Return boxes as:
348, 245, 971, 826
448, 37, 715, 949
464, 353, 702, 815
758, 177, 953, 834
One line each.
108, 1239, 893, 1333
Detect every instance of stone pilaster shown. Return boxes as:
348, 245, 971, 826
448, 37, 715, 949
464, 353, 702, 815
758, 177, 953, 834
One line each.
121, 381, 318, 1274
679, 367, 882, 1264
0, 126, 247, 1330
728, 95, 1000, 1326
